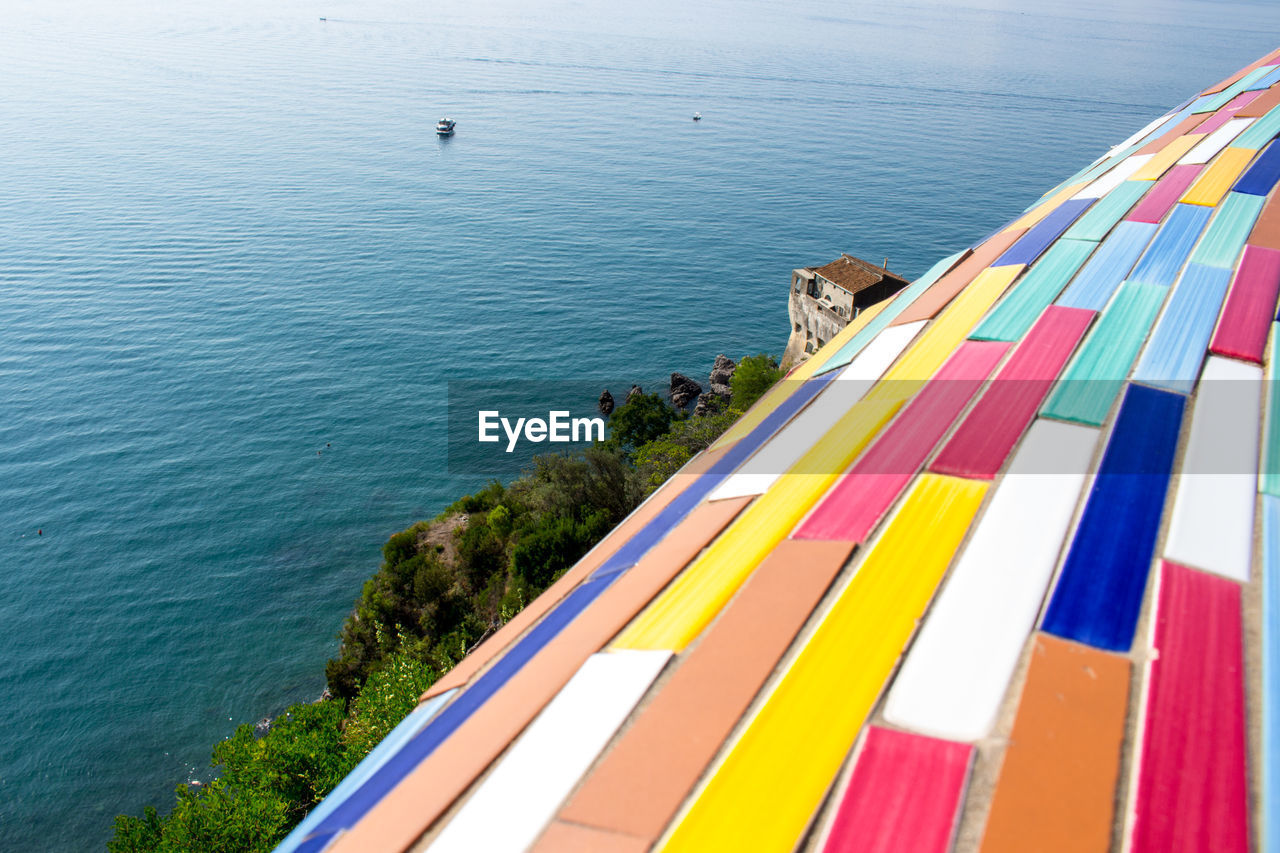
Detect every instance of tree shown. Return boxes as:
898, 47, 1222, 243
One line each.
730, 353, 783, 410
510, 511, 611, 588
604, 392, 676, 454
632, 408, 739, 493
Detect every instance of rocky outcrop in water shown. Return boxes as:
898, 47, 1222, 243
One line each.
669, 373, 702, 408
598, 389, 615, 416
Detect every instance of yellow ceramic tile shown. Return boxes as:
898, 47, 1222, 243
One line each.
1180, 146, 1257, 206
867, 263, 1023, 405
1131, 134, 1204, 180
712, 301, 890, 450
613, 396, 902, 652
657, 474, 989, 853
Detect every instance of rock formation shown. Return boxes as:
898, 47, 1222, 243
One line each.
669, 373, 702, 409
694, 391, 723, 418
709, 354, 736, 398
598, 389, 615, 416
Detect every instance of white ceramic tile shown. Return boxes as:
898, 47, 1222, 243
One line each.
708, 321, 925, 500
1163, 355, 1263, 581
427, 650, 671, 853
1110, 113, 1179, 154
882, 419, 1098, 741
1179, 117, 1256, 164
1072, 154, 1156, 199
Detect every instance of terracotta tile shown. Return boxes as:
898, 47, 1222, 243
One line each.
1238, 84, 1280, 118
556, 539, 855, 842
1135, 113, 1209, 155
1250, 191, 1280, 251
331, 495, 752, 853
893, 228, 1025, 324
979, 634, 1130, 853
420, 452, 723, 700
529, 821, 650, 853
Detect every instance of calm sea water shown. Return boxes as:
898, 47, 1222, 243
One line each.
3, 0, 1278, 848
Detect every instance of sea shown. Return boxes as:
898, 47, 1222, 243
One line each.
3, 0, 1279, 848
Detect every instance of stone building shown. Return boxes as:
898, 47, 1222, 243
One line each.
782, 254, 909, 369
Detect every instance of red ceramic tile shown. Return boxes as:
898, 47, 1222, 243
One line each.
931, 306, 1094, 480
822, 727, 971, 853
1127, 164, 1204, 224
1195, 90, 1263, 134
794, 339, 1009, 542
1129, 562, 1249, 853
1210, 244, 1280, 363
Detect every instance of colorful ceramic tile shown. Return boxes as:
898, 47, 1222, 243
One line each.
1040, 383, 1185, 652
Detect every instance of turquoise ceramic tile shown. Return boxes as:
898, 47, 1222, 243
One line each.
1042, 281, 1167, 425
1232, 104, 1280, 150
1063, 181, 1152, 242
1190, 191, 1266, 269
970, 239, 1096, 342
1190, 92, 1231, 113
1262, 323, 1280, 497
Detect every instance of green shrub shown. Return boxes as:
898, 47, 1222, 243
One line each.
109, 700, 349, 853
454, 518, 505, 588
604, 391, 676, 454
730, 353, 783, 410
511, 511, 611, 588
632, 407, 740, 493
342, 652, 438, 761
444, 479, 505, 515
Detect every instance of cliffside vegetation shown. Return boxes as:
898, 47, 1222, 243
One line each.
109, 355, 782, 853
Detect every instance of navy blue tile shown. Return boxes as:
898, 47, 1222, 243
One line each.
1041, 383, 1186, 651
1234, 141, 1280, 196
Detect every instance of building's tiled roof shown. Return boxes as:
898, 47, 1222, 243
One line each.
809, 253, 907, 294
276, 46, 1280, 853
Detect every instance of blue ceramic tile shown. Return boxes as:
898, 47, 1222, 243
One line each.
1041, 383, 1186, 651
994, 198, 1095, 266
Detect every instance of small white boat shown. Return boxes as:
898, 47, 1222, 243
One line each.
436, 117, 456, 136
693, 112, 702, 121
